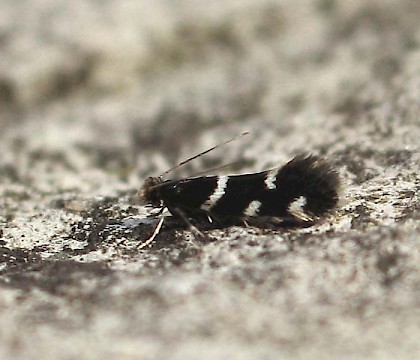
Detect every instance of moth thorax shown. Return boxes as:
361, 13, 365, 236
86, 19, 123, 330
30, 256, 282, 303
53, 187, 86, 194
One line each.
139, 176, 163, 207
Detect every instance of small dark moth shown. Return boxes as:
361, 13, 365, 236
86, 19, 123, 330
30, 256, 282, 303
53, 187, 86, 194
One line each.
139, 143, 341, 248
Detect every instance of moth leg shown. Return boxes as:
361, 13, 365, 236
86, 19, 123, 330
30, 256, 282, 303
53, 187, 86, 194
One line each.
244, 216, 314, 229
170, 206, 204, 237
146, 206, 165, 217
138, 216, 165, 249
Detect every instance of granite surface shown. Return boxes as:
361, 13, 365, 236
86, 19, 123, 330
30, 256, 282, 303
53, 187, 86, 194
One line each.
0, 1, 419, 359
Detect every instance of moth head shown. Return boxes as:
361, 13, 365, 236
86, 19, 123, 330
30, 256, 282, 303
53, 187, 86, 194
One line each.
139, 176, 164, 207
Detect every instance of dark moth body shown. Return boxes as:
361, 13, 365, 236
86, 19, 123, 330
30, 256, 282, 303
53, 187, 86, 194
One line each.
141, 154, 340, 228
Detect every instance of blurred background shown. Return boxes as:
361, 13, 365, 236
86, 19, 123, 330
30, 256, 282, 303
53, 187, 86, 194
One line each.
1, 2, 420, 359
1, 0, 419, 197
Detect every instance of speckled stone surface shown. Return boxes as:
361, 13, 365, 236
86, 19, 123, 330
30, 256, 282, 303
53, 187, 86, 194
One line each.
0, 1, 419, 359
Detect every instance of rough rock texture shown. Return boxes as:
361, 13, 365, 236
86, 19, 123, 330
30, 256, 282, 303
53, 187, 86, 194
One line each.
0, 1, 419, 359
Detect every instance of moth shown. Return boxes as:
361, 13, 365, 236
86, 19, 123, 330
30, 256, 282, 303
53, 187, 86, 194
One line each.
139, 136, 340, 248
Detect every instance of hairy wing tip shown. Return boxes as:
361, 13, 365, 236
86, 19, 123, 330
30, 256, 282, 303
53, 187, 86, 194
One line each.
282, 153, 341, 219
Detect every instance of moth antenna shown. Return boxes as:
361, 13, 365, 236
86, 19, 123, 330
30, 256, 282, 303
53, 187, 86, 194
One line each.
159, 131, 250, 178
